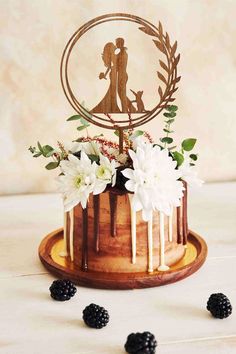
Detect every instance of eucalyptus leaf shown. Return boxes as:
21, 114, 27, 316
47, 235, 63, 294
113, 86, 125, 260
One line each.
165, 119, 175, 124
77, 125, 88, 131
164, 112, 176, 118
37, 141, 43, 153
163, 129, 174, 133
172, 151, 184, 166
182, 138, 197, 152
79, 117, 90, 126
130, 130, 144, 140
160, 137, 173, 144
45, 161, 60, 170
93, 134, 104, 138
67, 115, 82, 121
42, 145, 54, 157
33, 152, 42, 158
166, 105, 178, 112
190, 153, 198, 161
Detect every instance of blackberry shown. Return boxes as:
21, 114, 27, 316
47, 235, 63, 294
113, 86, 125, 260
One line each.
125, 331, 157, 354
207, 293, 232, 319
49, 279, 77, 301
82, 303, 109, 329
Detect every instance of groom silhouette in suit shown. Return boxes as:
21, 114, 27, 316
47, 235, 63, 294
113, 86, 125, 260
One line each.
115, 38, 136, 113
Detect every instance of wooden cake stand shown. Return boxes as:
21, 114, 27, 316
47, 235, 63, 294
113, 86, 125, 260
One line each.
39, 229, 207, 290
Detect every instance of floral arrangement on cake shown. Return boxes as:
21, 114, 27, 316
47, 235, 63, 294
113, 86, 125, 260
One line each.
29, 105, 203, 220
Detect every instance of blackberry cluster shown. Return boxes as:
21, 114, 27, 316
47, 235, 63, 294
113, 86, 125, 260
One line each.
49, 279, 77, 301
207, 293, 232, 319
83, 303, 109, 329
125, 331, 157, 354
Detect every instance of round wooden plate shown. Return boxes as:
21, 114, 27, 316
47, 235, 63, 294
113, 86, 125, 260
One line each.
39, 229, 207, 290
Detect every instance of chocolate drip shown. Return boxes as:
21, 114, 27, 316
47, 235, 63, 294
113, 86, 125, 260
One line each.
109, 192, 117, 237
182, 182, 188, 245
177, 206, 182, 244
81, 208, 88, 271
93, 195, 100, 252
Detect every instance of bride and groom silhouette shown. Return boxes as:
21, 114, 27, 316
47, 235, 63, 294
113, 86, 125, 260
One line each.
92, 38, 142, 114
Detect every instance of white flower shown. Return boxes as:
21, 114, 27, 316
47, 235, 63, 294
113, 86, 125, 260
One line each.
58, 152, 97, 211
70, 141, 100, 156
179, 157, 204, 188
122, 143, 184, 221
94, 155, 118, 194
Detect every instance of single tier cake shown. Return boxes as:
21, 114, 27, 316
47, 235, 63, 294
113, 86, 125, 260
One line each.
62, 187, 188, 274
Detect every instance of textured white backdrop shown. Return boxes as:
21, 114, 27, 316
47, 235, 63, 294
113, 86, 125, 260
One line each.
0, 0, 236, 195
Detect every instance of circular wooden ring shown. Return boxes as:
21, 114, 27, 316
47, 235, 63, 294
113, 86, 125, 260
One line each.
60, 13, 180, 130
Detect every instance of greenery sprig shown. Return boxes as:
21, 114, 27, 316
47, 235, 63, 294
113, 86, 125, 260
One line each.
28, 141, 68, 170
160, 105, 178, 149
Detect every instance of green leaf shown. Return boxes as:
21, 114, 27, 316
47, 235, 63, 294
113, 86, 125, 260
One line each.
164, 112, 176, 118
130, 130, 144, 140
77, 125, 88, 131
182, 138, 197, 152
29, 146, 36, 154
93, 134, 104, 138
79, 117, 90, 127
33, 152, 42, 158
87, 154, 99, 163
37, 141, 43, 153
114, 130, 119, 136
42, 145, 54, 157
160, 137, 173, 144
163, 129, 174, 133
165, 119, 175, 124
67, 115, 82, 121
166, 105, 178, 112
45, 161, 59, 170
190, 163, 195, 166
190, 153, 198, 161
172, 151, 184, 166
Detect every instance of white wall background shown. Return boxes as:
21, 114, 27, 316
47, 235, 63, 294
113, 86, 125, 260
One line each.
0, 0, 236, 195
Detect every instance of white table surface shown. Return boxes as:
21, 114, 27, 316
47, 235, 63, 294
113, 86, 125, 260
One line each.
0, 182, 236, 354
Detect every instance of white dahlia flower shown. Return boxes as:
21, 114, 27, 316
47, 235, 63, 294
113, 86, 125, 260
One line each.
122, 143, 184, 221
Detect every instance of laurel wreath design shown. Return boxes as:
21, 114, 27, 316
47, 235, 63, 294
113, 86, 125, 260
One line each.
139, 21, 181, 111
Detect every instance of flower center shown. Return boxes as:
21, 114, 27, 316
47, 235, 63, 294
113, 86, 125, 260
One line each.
74, 174, 84, 189
96, 166, 112, 181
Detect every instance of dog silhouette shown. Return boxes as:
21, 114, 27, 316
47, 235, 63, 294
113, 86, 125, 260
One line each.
130, 89, 146, 112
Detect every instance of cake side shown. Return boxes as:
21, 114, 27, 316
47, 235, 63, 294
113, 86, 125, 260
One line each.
62, 189, 187, 273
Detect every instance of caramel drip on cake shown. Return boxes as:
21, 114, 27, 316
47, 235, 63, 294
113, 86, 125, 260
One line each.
109, 192, 117, 237
93, 195, 100, 252
177, 206, 182, 244
69, 209, 74, 261
168, 207, 173, 242
128, 194, 136, 264
147, 214, 153, 273
81, 208, 88, 271
158, 212, 169, 271
182, 182, 188, 245
59, 212, 69, 257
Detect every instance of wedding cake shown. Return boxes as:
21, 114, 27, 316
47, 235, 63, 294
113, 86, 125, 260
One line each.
30, 13, 206, 289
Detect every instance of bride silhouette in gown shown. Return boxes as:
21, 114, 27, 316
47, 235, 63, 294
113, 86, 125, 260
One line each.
92, 39, 136, 114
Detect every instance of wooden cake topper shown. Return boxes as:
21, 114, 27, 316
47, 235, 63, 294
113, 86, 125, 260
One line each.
60, 13, 181, 151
